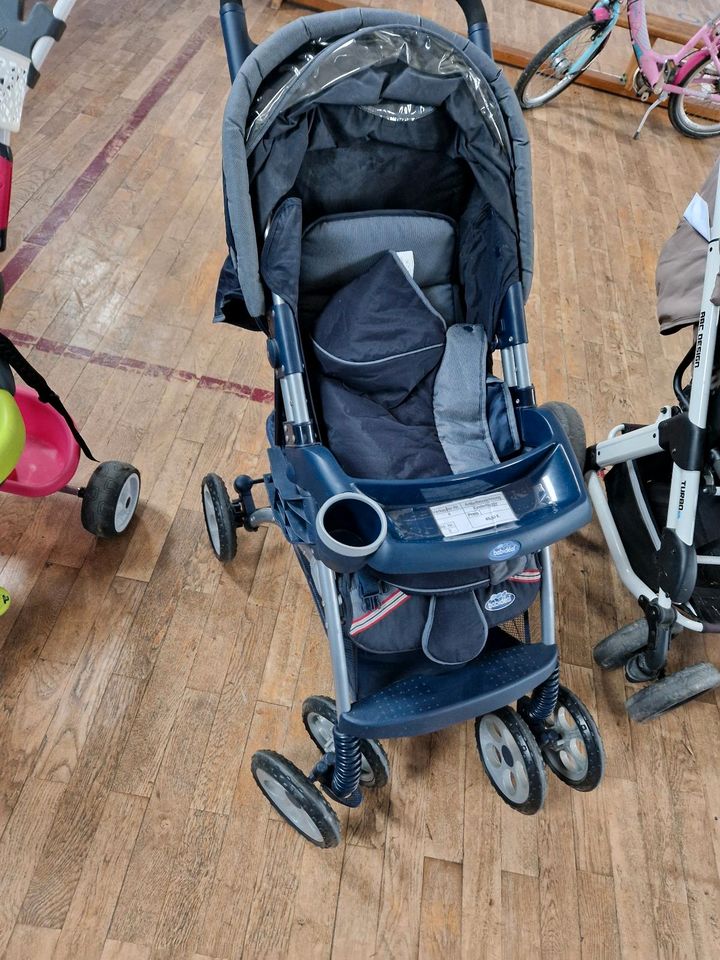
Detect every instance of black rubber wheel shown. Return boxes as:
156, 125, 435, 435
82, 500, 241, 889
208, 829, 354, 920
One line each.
475, 707, 547, 815
593, 618, 649, 671
80, 461, 141, 538
540, 686, 605, 791
540, 401, 587, 471
626, 662, 720, 723
251, 749, 341, 847
302, 695, 390, 789
668, 57, 720, 139
515, 14, 609, 109
201, 473, 237, 563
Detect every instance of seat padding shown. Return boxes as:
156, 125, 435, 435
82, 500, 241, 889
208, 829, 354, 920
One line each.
310, 247, 521, 482
301, 211, 458, 321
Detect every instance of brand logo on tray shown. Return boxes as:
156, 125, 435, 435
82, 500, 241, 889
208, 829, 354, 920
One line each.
485, 590, 516, 613
488, 540, 520, 561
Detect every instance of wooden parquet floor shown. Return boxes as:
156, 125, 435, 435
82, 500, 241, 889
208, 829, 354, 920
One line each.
1, 1, 720, 957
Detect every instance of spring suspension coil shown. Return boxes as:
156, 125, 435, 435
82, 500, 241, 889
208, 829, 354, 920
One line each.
524, 666, 560, 724
331, 730, 362, 799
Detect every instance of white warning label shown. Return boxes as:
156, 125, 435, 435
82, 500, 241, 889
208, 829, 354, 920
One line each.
430, 492, 517, 538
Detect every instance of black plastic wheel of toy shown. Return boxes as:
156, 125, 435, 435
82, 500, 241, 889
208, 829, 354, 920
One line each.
593, 618, 649, 670
475, 706, 547, 815
302, 695, 390, 789
626, 662, 720, 723
80, 461, 141, 538
539, 685, 605, 791
201, 473, 237, 563
540, 401, 587, 471
251, 749, 341, 847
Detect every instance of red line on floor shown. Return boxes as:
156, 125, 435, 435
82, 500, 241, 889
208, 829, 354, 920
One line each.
1, 15, 216, 291
0, 326, 274, 405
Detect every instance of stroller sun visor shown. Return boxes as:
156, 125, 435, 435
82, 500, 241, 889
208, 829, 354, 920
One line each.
218, 11, 533, 328
245, 28, 510, 153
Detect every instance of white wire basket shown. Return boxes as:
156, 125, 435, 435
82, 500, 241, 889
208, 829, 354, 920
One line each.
0, 45, 30, 133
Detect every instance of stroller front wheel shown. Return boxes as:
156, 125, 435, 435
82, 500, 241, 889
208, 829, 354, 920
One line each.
475, 707, 547, 815
302, 695, 390, 789
251, 749, 341, 848
81, 461, 141, 538
201, 473, 238, 563
593, 618, 649, 670
626, 662, 720, 723
536, 686, 605, 791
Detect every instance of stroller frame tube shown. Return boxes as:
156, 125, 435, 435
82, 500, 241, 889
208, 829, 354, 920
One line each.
313, 559, 354, 716
587, 471, 702, 632
540, 546, 556, 645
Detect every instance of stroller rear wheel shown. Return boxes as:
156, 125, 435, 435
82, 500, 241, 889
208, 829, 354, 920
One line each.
475, 707, 547, 815
537, 686, 604, 791
540, 401, 586, 470
201, 473, 237, 563
593, 618, 649, 670
626, 662, 720, 723
251, 749, 341, 848
81, 461, 141, 537
302, 695, 390, 789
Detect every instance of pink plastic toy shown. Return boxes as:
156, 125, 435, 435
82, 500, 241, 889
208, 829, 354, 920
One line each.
3, 385, 80, 497
0, 1, 140, 538
0, 347, 141, 538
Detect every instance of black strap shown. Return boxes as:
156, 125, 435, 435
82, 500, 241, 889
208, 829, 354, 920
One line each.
0, 332, 96, 461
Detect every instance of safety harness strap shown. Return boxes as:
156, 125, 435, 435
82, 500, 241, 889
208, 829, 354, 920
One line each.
0, 332, 96, 461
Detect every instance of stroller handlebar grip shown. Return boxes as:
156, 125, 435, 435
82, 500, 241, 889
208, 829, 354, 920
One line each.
456, 0, 488, 25
455, 0, 492, 54
219, 0, 255, 82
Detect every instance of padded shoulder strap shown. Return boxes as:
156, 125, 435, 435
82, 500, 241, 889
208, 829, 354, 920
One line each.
0, 332, 96, 461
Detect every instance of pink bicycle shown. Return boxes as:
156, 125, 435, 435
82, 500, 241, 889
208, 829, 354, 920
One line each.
515, 0, 720, 138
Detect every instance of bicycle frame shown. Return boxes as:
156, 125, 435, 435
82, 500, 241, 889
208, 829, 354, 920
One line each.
588, 0, 720, 102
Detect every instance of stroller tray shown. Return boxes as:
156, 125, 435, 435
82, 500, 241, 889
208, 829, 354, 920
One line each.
337, 637, 558, 739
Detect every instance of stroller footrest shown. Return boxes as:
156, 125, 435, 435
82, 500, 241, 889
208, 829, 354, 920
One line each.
337, 640, 558, 740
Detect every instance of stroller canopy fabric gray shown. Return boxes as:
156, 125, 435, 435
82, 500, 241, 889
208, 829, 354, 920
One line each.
656, 155, 719, 335
220, 8, 533, 325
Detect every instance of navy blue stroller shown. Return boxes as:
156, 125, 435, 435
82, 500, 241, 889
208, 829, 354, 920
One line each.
202, 0, 605, 846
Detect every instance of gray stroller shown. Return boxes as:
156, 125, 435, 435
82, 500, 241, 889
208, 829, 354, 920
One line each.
202, 0, 606, 847
589, 156, 720, 721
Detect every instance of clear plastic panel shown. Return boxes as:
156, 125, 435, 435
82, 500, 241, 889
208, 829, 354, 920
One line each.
246, 27, 507, 152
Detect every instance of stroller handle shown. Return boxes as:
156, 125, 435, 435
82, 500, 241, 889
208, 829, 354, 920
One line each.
456, 0, 488, 26
456, 0, 491, 55
218, 0, 492, 82
219, 0, 255, 82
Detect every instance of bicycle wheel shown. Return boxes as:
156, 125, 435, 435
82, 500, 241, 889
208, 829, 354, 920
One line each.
515, 14, 610, 109
669, 56, 720, 138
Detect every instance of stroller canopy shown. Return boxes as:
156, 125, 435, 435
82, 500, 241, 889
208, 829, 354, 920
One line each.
656, 156, 719, 335
220, 8, 533, 326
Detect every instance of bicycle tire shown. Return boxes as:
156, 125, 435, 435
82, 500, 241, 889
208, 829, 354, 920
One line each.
515, 14, 609, 110
668, 55, 720, 139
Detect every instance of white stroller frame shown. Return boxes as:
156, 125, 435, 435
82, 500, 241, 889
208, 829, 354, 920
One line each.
587, 169, 720, 718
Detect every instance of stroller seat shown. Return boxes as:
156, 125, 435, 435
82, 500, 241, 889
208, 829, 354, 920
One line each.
301, 210, 521, 483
